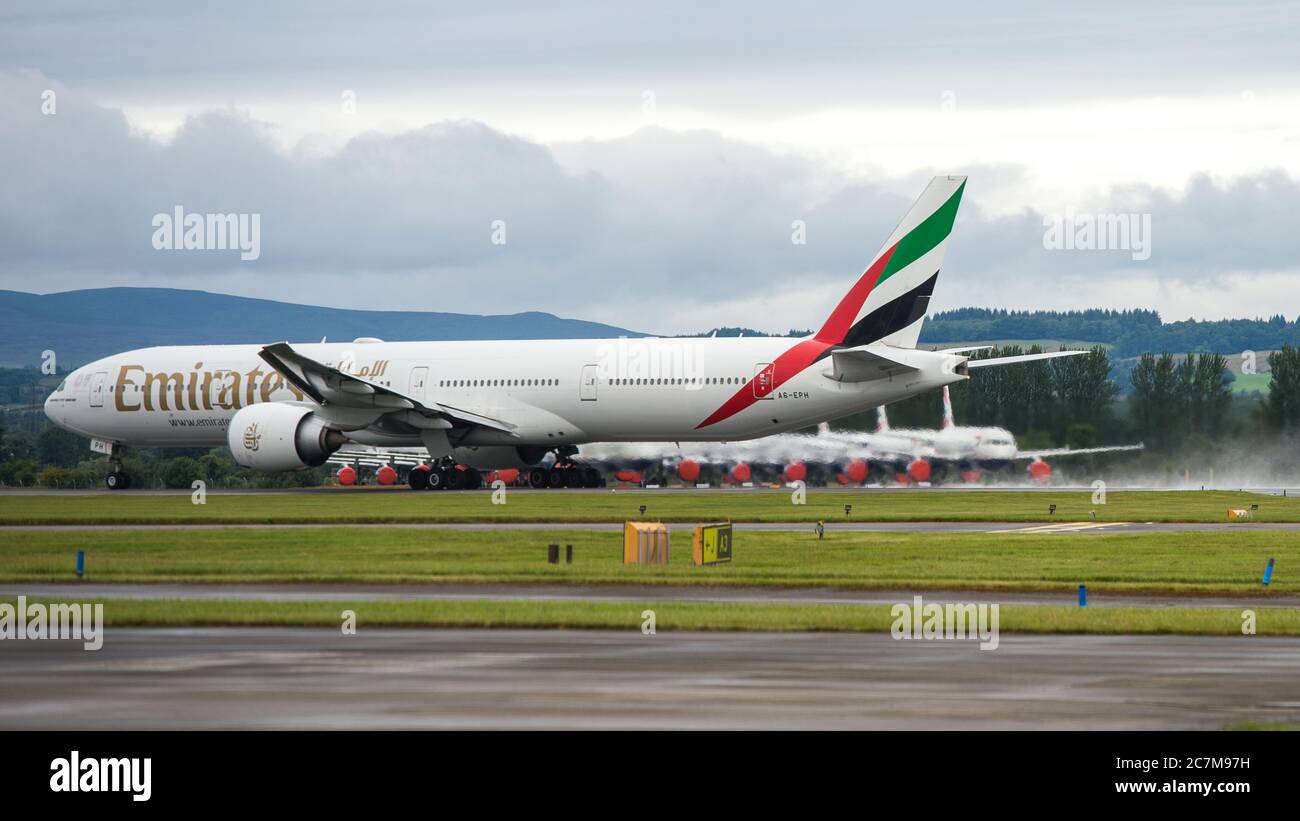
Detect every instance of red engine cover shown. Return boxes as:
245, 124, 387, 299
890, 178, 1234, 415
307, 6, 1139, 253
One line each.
784, 462, 807, 483
907, 458, 932, 483
846, 459, 869, 484
1028, 459, 1052, 482
376, 465, 397, 485
732, 463, 752, 483
677, 459, 701, 483
337, 466, 357, 486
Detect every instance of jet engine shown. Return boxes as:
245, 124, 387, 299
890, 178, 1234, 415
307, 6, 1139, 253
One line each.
907, 458, 932, 483
227, 403, 346, 471
1028, 458, 1052, 482
676, 458, 701, 483
844, 459, 869, 484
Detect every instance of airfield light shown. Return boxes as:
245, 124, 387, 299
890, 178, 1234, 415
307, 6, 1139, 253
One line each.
1048, 504, 1057, 515
844, 504, 852, 516
639, 505, 647, 517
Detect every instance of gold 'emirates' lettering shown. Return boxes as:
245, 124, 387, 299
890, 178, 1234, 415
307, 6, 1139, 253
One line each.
114, 364, 303, 412
341, 359, 389, 379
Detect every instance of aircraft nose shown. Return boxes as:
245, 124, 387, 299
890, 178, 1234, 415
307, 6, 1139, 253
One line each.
43, 388, 60, 423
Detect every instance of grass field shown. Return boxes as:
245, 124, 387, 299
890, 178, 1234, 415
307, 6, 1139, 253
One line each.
0, 489, 1293, 524
4, 527, 1295, 593
1232, 372, 1273, 394
5, 596, 1296, 636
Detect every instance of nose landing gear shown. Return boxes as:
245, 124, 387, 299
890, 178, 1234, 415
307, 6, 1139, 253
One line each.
104, 444, 131, 490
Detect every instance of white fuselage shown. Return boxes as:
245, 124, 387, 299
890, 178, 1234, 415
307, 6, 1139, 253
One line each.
45, 337, 964, 453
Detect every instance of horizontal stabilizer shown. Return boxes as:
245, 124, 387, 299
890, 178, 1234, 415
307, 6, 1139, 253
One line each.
964, 350, 1089, 370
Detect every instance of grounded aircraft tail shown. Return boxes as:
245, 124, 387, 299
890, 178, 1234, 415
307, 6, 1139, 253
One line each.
815, 175, 966, 351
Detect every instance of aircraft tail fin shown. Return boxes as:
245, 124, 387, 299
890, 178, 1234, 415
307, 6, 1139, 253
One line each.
876, 405, 890, 433
814, 176, 966, 351
941, 386, 955, 430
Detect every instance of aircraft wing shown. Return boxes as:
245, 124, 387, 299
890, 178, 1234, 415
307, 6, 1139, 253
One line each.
258, 342, 517, 435
1017, 443, 1145, 460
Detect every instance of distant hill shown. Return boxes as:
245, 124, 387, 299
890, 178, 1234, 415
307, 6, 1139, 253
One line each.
0, 288, 646, 368
919, 308, 1300, 357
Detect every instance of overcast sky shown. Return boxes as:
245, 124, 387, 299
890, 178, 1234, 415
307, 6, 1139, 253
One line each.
3, 1, 1299, 333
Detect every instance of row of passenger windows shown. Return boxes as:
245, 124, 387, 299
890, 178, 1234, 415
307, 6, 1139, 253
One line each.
611, 376, 747, 386
437, 376, 749, 389
439, 378, 559, 388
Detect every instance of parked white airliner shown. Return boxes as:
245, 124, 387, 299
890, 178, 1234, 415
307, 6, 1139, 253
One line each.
44, 175, 1084, 489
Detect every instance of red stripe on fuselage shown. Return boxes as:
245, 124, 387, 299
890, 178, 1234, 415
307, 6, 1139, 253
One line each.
695, 244, 897, 429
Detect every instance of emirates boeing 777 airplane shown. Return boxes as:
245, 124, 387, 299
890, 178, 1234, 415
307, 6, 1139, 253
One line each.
44, 175, 1084, 489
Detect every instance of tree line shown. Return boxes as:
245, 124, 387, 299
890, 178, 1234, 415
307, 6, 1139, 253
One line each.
920, 308, 1300, 359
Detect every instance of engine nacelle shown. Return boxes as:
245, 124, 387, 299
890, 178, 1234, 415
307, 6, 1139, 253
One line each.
227, 403, 345, 471
452, 445, 548, 470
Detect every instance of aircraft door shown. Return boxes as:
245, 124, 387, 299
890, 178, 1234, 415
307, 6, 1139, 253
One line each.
580, 364, 598, 401
408, 366, 429, 401
89, 372, 107, 408
753, 362, 775, 399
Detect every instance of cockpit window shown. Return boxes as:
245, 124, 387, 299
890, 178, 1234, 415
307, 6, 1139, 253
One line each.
56, 380, 66, 393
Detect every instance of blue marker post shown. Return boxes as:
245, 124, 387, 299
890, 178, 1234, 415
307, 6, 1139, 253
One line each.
1078, 584, 1087, 608
1263, 558, 1275, 587
76, 550, 85, 579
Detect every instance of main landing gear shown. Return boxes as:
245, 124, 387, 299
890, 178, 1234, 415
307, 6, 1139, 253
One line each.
104, 444, 131, 490
526, 462, 603, 489
407, 460, 483, 491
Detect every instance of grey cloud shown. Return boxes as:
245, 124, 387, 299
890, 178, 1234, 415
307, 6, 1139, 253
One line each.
3, 71, 1298, 332
3, 2, 1298, 106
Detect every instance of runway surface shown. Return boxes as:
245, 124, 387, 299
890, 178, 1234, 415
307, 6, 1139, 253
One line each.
7, 520, 1300, 533
6, 582, 1298, 610
3, 628, 1298, 729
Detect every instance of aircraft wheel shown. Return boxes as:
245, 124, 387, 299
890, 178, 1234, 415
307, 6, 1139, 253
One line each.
546, 469, 565, 489
106, 471, 128, 490
581, 467, 600, 488
425, 467, 448, 491
408, 466, 429, 490
445, 468, 465, 490
527, 467, 548, 489
563, 467, 583, 489
462, 468, 482, 490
